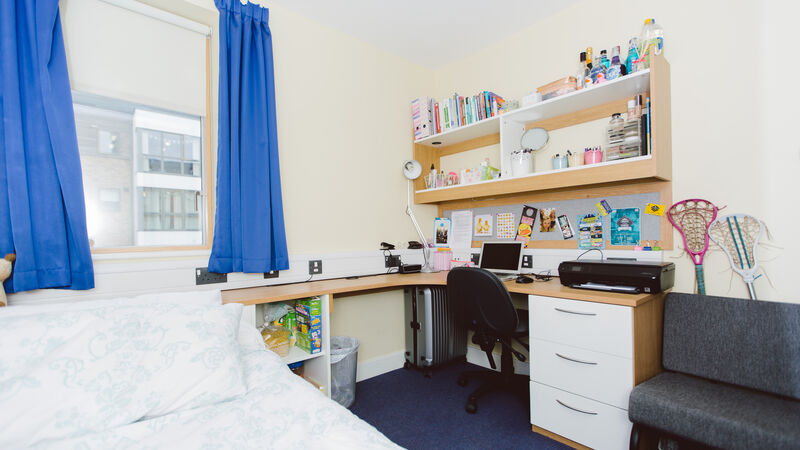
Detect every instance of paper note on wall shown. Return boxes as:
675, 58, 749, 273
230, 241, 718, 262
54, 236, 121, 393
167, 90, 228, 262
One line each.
450, 210, 473, 249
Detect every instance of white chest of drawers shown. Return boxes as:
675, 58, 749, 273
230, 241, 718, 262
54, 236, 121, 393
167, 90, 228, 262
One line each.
528, 293, 665, 450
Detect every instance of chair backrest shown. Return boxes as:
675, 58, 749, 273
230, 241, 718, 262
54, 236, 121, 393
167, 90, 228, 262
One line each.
662, 292, 800, 400
447, 267, 518, 336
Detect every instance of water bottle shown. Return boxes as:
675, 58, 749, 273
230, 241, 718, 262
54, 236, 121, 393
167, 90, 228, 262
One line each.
639, 18, 664, 68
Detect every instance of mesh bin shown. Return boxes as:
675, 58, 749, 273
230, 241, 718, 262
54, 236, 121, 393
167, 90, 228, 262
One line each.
330, 336, 359, 408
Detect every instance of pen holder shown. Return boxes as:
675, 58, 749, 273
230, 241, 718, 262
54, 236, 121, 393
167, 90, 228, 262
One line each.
568, 153, 583, 168
551, 155, 568, 170
433, 249, 452, 272
584, 149, 603, 165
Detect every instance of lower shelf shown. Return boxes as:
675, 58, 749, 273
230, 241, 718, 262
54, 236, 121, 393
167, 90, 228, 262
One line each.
283, 345, 325, 365
415, 155, 663, 204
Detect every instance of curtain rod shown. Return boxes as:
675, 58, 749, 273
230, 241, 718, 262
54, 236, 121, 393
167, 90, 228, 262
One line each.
98, 0, 212, 36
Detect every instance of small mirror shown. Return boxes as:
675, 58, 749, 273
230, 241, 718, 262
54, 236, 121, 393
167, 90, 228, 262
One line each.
520, 127, 549, 151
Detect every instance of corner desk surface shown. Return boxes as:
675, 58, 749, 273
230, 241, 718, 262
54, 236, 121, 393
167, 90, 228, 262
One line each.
221, 272, 662, 307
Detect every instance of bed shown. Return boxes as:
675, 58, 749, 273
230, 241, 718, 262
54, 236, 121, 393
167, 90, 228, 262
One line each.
0, 290, 399, 449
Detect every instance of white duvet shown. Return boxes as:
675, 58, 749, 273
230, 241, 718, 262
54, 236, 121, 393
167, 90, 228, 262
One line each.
0, 291, 399, 450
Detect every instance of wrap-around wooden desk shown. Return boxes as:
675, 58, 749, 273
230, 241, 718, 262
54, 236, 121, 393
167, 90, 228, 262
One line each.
223, 272, 665, 450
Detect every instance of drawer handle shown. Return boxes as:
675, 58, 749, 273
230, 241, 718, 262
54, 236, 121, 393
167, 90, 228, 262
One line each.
555, 352, 598, 365
556, 399, 598, 416
554, 307, 597, 316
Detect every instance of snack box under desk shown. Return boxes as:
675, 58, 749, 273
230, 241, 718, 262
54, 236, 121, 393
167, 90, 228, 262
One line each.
295, 297, 322, 354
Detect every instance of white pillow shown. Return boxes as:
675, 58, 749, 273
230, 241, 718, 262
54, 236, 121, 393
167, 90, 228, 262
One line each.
0, 302, 246, 448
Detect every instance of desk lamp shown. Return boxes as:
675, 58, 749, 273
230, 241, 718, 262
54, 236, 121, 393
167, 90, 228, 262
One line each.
402, 160, 432, 272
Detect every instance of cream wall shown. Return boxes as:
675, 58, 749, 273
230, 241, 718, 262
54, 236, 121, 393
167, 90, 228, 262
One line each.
431, 0, 797, 303
761, 0, 800, 304
258, 3, 436, 360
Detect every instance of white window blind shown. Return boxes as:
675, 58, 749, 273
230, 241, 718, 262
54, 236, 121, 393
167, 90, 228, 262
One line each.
62, 0, 208, 116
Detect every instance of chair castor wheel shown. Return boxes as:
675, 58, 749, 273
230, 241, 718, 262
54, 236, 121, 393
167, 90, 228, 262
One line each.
465, 399, 477, 414
403, 361, 411, 370
457, 375, 468, 387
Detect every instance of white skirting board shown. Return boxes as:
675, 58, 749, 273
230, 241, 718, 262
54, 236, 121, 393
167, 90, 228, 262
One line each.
355, 351, 406, 382
352, 346, 531, 383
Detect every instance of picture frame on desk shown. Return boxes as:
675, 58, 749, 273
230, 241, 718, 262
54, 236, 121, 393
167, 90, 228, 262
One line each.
434, 217, 450, 247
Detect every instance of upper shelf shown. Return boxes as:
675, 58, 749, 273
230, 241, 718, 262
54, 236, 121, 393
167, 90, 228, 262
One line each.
414, 69, 651, 148
414, 114, 499, 147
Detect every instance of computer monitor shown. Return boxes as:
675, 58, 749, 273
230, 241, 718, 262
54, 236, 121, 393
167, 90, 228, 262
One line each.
478, 241, 524, 275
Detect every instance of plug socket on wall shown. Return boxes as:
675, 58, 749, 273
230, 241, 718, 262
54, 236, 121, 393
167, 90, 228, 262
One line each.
521, 255, 533, 269
263, 270, 279, 279
384, 255, 401, 268
195, 267, 227, 285
308, 260, 322, 275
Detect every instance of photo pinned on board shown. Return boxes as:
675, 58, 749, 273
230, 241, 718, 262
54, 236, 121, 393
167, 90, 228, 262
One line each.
539, 208, 556, 232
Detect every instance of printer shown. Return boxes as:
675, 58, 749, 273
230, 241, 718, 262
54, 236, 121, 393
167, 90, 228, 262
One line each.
558, 259, 675, 294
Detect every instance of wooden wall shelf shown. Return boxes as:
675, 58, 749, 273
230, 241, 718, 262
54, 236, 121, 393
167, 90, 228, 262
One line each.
412, 54, 672, 208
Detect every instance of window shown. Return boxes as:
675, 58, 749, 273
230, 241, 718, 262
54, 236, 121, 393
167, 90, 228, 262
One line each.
73, 95, 206, 248
62, 0, 212, 250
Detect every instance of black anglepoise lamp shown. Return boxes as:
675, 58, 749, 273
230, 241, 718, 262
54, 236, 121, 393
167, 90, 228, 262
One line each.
402, 160, 432, 272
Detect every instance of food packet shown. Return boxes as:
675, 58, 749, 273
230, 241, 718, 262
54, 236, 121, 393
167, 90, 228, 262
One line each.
260, 324, 290, 357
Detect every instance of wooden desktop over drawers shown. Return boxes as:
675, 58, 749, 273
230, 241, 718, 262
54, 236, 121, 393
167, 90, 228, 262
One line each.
222, 272, 665, 450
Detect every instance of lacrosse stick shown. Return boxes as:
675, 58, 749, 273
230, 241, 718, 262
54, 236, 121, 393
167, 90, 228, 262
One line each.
667, 199, 718, 295
708, 214, 763, 300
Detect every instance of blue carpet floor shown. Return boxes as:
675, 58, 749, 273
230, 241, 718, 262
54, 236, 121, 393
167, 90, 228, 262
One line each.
349, 361, 571, 449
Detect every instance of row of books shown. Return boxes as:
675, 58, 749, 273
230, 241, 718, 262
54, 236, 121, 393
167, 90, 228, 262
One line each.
412, 91, 505, 141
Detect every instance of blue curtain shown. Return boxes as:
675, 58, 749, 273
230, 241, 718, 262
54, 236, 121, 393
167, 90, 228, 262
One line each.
209, 0, 289, 274
0, 1, 94, 293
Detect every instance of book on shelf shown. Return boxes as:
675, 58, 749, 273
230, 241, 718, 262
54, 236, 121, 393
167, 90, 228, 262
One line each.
413, 91, 507, 141
411, 97, 434, 140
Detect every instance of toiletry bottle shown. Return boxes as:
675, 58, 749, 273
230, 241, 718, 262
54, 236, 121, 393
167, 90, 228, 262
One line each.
589, 56, 606, 84
600, 49, 610, 69
585, 47, 593, 70
607, 46, 622, 80
429, 164, 437, 189
626, 38, 640, 74
627, 99, 637, 119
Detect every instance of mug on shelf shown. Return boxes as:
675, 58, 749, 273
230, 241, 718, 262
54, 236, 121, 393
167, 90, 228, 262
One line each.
568, 153, 583, 168
551, 155, 568, 170
584, 148, 603, 165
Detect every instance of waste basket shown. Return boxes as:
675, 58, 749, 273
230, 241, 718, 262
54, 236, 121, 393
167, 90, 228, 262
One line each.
330, 336, 359, 408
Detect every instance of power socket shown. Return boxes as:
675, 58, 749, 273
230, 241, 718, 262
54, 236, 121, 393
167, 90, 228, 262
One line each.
263, 270, 279, 279
195, 267, 227, 285
308, 260, 322, 275
521, 255, 533, 269
384, 255, 401, 268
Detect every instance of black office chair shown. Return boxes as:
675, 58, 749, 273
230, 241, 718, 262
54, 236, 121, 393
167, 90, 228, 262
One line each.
447, 266, 529, 414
